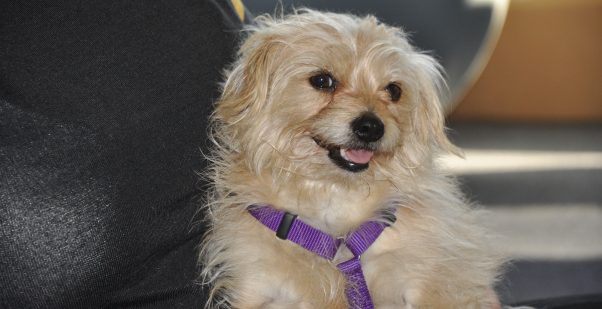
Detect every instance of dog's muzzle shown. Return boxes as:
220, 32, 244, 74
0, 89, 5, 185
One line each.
313, 112, 384, 173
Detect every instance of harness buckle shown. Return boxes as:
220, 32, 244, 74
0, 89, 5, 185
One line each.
276, 211, 297, 240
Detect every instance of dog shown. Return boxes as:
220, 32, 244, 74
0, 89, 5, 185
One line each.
200, 9, 504, 308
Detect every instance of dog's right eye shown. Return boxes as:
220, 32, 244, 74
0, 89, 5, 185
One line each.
309, 73, 336, 91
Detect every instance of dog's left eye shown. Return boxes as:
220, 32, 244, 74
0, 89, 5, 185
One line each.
385, 83, 402, 102
309, 73, 336, 91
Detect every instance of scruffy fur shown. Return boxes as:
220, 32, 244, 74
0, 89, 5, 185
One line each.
200, 9, 504, 308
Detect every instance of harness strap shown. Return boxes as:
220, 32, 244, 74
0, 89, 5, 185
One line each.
248, 204, 392, 309
338, 257, 373, 309
339, 221, 386, 308
248, 205, 341, 259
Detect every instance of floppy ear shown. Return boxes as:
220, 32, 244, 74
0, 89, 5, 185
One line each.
409, 53, 460, 157
215, 33, 279, 125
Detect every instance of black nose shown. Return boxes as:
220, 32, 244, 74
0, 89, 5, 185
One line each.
351, 113, 384, 143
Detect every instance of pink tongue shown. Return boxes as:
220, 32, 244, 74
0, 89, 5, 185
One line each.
344, 149, 374, 164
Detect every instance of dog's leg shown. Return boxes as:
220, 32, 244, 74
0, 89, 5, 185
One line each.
402, 287, 499, 309
223, 264, 348, 309
230, 291, 346, 309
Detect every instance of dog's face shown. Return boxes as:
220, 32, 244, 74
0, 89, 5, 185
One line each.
216, 10, 453, 183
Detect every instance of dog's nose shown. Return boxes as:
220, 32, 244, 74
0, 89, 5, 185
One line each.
351, 112, 384, 143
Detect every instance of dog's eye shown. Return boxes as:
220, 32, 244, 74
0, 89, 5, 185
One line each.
309, 73, 336, 91
385, 83, 402, 102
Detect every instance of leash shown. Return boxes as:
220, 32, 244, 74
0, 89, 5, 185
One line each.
248, 204, 394, 309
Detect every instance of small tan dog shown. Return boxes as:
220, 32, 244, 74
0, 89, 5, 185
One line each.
201, 9, 504, 309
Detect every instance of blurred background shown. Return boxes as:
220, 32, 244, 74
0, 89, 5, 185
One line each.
242, 0, 602, 305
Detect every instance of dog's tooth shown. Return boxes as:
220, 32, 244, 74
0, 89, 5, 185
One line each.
340, 148, 348, 160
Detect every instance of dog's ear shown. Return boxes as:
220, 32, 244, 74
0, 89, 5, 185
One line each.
408, 54, 460, 158
216, 33, 279, 125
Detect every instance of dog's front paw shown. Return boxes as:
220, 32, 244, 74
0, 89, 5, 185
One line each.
398, 287, 499, 309
233, 298, 346, 309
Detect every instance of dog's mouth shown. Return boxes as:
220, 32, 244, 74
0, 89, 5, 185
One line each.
313, 137, 374, 172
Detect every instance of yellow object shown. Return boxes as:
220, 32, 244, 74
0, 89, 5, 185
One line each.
230, 0, 245, 22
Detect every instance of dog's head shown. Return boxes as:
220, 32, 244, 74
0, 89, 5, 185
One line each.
214, 9, 455, 183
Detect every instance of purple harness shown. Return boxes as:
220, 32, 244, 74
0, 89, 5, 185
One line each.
248, 205, 395, 309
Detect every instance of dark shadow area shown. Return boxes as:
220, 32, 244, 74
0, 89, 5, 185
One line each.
457, 170, 602, 206
498, 259, 602, 305
518, 294, 602, 309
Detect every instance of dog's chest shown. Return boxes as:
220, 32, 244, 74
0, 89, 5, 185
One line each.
254, 213, 409, 308
273, 181, 391, 236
